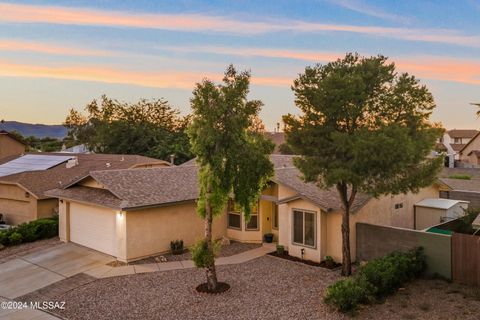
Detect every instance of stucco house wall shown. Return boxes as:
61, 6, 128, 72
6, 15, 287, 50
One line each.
0, 134, 25, 160
459, 135, 480, 166
0, 183, 37, 224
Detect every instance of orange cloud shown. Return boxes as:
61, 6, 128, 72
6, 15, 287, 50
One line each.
0, 39, 111, 56
0, 2, 479, 47
0, 60, 291, 89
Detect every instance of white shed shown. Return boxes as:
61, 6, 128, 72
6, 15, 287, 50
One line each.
414, 198, 469, 230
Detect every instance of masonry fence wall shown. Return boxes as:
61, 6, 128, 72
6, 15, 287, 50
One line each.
356, 223, 452, 279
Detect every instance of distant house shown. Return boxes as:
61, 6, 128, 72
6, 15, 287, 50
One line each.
60, 144, 91, 154
437, 129, 478, 167
47, 155, 440, 264
0, 153, 170, 225
457, 131, 480, 167
0, 130, 26, 160
264, 132, 286, 154
438, 177, 480, 209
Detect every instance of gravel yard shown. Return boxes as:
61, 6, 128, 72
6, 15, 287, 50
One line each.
49, 255, 480, 320
0, 237, 62, 264
53, 255, 340, 320
129, 241, 262, 264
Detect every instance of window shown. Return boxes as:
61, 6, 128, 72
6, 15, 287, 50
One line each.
439, 191, 450, 199
272, 205, 278, 229
394, 203, 403, 209
246, 204, 259, 230
292, 210, 316, 247
227, 199, 241, 229
454, 138, 461, 144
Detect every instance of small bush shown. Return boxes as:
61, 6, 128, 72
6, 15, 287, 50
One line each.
324, 278, 371, 312
324, 248, 426, 313
448, 174, 471, 180
8, 232, 23, 245
191, 239, 220, 268
0, 218, 58, 246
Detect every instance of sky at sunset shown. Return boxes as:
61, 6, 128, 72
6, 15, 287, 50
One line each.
0, 0, 479, 130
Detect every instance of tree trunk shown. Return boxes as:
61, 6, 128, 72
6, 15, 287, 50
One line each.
204, 182, 218, 291
341, 205, 352, 276
336, 182, 355, 276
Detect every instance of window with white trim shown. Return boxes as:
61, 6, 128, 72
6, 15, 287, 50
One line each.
246, 203, 259, 230
292, 209, 316, 247
272, 205, 278, 229
227, 200, 241, 229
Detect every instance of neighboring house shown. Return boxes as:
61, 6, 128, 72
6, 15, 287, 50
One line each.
47, 155, 440, 264
0, 130, 26, 160
438, 129, 478, 167
458, 131, 480, 167
264, 132, 285, 154
0, 153, 170, 225
61, 144, 90, 154
437, 177, 480, 209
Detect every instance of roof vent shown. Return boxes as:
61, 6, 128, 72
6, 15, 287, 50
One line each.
121, 156, 125, 162
106, 162, 111, 168
66, 157, 79, 169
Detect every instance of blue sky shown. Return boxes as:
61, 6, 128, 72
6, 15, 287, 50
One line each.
0, 0, 479, 130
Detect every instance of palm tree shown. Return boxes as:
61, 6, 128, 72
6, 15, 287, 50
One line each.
472, 103, 480, 117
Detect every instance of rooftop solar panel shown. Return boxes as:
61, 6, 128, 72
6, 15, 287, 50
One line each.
0, 154, 73, 177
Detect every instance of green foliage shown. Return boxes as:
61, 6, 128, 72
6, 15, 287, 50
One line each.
191, 239, 220, 268
324, 248, 426, 313
278, 143, 294, 155
187, 65, 274, 220
325, 255, 334, 262
8, 232, 23, 245
324, 278, 371, 313
456, 208, 480, 234
448, 174, 471, 180
284, 53, 442, 196
0, 218, 58, 246
9, 130, 71, 152
64, 95, 192, 164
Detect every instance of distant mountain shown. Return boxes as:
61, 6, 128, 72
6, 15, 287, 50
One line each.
0, 121, 68, 139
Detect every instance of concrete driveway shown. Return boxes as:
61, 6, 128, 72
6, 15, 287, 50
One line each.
0, 243, 112, 299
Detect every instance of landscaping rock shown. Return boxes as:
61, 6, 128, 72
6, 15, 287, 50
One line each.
220, 236, 230, 246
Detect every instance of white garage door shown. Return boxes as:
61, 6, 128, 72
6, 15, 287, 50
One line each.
70, 202, 117, 256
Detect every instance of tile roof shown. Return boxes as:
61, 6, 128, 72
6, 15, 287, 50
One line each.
0, 130, 27, 146
273, 167, 371, 212
0, 153, 168, 199
447, 129, 478, 139
438, 178, 480, 193
264, 132, 286, 154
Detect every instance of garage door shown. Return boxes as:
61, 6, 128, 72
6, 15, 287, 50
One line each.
70, 202, 117, 256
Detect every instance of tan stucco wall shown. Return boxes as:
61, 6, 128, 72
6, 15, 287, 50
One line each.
125, 202, 227, 261
37, 198, 58, 219
460, 136, 480, 165
0, 183, 37, 224
324, 185, 440, 262
0, 135, 25, 160
277, 198, 325, 263
58, 200, 69, 242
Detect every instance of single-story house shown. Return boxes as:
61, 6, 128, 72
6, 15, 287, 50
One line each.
0, 153, 170, 225
47, 155, 441, 264
437, 177, 480, 209
0, 130, 26, 160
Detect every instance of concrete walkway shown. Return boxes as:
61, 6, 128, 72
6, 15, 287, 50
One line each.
85, 242, 276, 278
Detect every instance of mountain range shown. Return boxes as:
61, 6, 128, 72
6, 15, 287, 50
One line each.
0, 121, 67, 139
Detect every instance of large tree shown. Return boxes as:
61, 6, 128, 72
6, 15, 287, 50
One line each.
64, 95, 192, 164
188, 65, 274, 291
283, 53, 443, 276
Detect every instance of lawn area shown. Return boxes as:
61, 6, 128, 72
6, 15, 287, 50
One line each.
48, 255, 480, 320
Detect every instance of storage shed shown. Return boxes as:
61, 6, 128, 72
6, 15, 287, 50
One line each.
414, 198, 469, 230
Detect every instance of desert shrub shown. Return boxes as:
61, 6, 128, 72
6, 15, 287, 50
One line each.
191, 239, 220, 268
324, 248, 426, 313
170, 239, 184, 254
448, 174, 471, 180
324, 278, 371, 313
8, 232, 23, 245
0, 218, 58, 246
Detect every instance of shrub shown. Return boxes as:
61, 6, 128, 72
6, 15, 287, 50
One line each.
191, 239, 220, 268
324, 248, 426, 313
324, 278, 371, 312
8, 232, 23, 245
0, 218, 58, 246
448, 174, 471, 180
